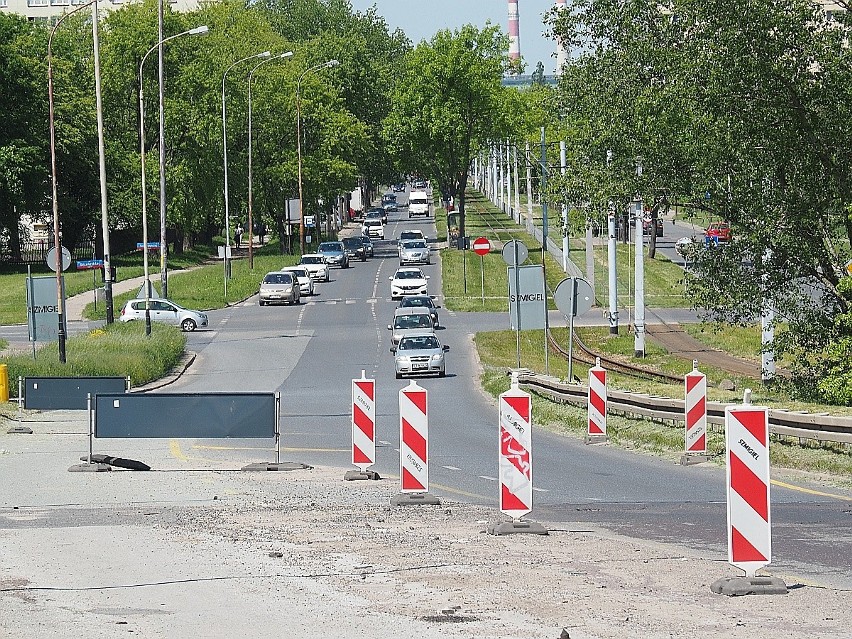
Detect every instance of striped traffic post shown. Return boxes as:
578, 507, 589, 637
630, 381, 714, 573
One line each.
681, 360, 709, 465
391, 380, 439, 506
586, 357, 608, 444
488, 372, 547, 535
711, 390, 786, 595
344, 371, 380, 481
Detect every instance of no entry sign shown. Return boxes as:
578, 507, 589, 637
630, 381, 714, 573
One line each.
472, 236, 491, 256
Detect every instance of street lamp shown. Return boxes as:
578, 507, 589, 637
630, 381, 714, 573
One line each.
248, 51, 293, 269
222, 50, 271, 296
139, 25, 209, 335
297, 59, 339, 255
49, 0, 104, 362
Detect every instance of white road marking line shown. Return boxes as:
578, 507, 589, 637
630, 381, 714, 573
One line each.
478, 475, 497, 482
532, 487, 548, 493
326, 300, 337, 305
378, 440, 392, 446
345, 300, 356, 304
442, 465, 461, 471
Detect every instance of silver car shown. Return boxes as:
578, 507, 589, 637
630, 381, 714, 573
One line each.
119, 298, 208, 332
399, 239, 430, 265
391, 332, 449, 378
259, 271, 300, 306
280, 266, 315, 296
387, 307, 434, 345
299, 253, 330, 282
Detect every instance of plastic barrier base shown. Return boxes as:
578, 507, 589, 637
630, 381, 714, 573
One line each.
584, 434, 608, 445
680, 453, 710, 466
344, 470, 381, 481
391, 492, 441, 507
68, 463, 111, 473
710, 575, 788, 596
241, 462, 313, 472
7, 426, 33, 434
487, 520, 549, 536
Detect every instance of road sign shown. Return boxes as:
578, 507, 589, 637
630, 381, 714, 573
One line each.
685, 369, 707, 455
399, 380, 429, 493
46, 246, 71, 272
502, 239, 528, 266
76, 259, 104, 270
136, 242, 160, 251
724, 405, 771, 577
499, 380, 533, 519
507, 265, 546, 330
304, 215, 315, 228
351, 372, 376, 473
553, 277, 594, 317
587, 364, 607, 442
472, 236, 491, 256
845, 258, 852, 277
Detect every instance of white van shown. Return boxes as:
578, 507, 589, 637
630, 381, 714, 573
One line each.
408, 190, 429, 218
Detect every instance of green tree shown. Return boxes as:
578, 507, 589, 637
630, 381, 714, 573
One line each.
383, 24, 510, 237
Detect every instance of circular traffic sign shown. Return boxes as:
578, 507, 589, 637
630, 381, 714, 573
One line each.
472, 236, 490, 256
553, 277, 594, 317
46, 246, 71, 272
501, 239, 528, 266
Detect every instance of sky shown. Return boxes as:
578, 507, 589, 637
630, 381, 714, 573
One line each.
349, 1, 561, 73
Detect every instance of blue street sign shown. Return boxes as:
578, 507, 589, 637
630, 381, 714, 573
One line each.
76, 259, 104, 270
136, 242, 160, 250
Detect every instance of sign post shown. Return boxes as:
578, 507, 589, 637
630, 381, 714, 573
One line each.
553, 277, 594, 382
391, 380, 440, 506
345, 371, 380, 481
711, 391, 787, 595
488, 372, 547, 535
473, 236, 490, 305
503, 239, 528, 368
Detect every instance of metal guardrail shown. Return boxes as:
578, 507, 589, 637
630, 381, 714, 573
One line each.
517, 372, 852, 445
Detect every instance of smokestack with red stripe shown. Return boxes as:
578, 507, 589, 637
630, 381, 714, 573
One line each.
555, 0, 568, 74
508, 1, 521, 62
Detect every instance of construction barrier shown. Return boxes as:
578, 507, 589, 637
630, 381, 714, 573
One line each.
351, 372, 376, 472
399, 380, 429, 492
499, 378, 533, 518
586, 360, 607, 443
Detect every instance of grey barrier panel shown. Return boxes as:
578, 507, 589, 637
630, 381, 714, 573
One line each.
93, 392, 275, 439
25, 377, 127, 410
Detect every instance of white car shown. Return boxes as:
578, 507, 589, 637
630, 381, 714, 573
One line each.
362, 218, 385, 239
280, 266, 315, 296
119, 298, 208, 332
299, 253, 330, 282
397, 229, 425, 252
389, 267, 429, 299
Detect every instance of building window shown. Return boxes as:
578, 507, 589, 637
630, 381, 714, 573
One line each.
0, 0, 7, 8
51, 0, 70, 5
28, 0, 49, 6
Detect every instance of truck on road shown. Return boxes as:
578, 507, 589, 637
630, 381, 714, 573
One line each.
408, 190, 429, 218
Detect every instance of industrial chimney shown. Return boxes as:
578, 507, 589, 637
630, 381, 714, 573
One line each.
555, 0, 568, 74
508, 1, 521, 63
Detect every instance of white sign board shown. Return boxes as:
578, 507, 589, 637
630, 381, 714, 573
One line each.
507, 264, 546, 330
26, 275, 65, 342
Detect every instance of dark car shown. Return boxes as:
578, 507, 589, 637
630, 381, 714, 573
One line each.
381, 193, 397, 212
342, 236, 367, 262
365, 206, 387, 225
392, 182, 406, 192
397, 294, 440, 327
360, 234, 374, 257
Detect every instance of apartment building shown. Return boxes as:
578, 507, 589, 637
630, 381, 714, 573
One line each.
0, 0, 199, 23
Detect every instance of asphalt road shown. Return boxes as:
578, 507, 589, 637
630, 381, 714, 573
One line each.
3, 200, 850, 590
133, 203, 852, 590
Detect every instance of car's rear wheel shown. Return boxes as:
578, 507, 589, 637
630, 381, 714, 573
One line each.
181, 318, 197, 332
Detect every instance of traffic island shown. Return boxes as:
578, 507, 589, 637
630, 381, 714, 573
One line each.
710, 575, 788, 596
487, 520, 548, 536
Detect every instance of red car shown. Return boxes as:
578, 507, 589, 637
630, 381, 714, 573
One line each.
705, 221, 732, 244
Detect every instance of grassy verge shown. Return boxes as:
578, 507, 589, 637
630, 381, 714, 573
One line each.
82, 246, 301, 320
0, 321, 185, 396
441, 190, 691, 312
475, 327, 852, 483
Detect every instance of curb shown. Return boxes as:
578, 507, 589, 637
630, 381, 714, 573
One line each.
131, 351, 196, 393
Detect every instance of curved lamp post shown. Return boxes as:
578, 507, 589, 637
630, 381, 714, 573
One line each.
222, 50, 270, 297
139, 25, 209, 335
248, 51, 293, 269
297, 59, 339, 255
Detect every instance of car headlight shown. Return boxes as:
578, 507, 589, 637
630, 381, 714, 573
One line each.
431, 354, 442, 362
397, 356, 411, 364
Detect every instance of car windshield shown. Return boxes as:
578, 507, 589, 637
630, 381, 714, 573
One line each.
396, 270, 423, 280
287, 269, 308, 278
318, 243, 342, 252
401, 297, 431, 308
365, 220, 380, 227
395, 315, 432, 330
400, 232, 422, 241
263, 273, 291, 284
403, 241, 427, 249
366, 210, 383, 217
343, 238, 361, 247
301, 256, 323, 265
399, 336, 439, 350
